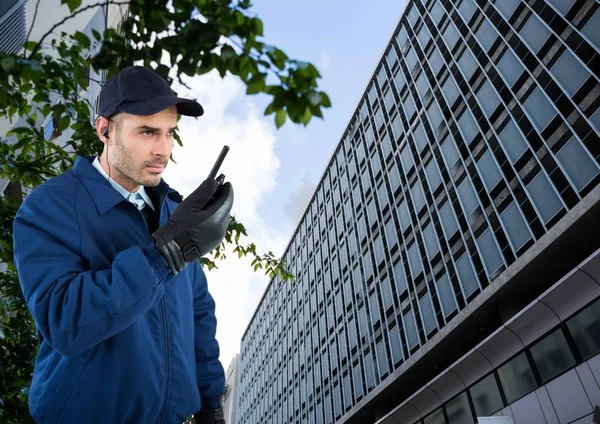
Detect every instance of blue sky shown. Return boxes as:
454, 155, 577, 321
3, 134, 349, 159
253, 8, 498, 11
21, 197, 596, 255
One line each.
248, 0, 408, 232
165, 0, 409, 366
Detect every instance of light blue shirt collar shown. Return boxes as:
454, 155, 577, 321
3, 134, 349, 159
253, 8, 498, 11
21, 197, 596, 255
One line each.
92, 157, 155, 211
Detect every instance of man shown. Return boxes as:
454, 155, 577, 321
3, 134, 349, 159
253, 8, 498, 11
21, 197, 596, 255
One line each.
12, 66, 233, 424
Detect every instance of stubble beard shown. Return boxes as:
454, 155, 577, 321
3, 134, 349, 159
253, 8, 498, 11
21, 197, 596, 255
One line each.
110, 135, 166, 189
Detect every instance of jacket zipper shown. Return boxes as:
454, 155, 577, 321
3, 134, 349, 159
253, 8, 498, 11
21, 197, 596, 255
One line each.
135, 192, 171, 424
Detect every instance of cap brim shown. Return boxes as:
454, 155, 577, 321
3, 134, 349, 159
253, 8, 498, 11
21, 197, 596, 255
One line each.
119, 96, 204, 117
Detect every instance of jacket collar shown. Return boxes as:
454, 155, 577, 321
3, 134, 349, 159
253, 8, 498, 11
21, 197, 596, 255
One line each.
73, 155, 181, 215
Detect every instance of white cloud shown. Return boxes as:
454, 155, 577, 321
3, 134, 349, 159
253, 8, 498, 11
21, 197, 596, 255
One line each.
319, 50, 332, 73
283, 174, 317, 225
162, 70, 291, 370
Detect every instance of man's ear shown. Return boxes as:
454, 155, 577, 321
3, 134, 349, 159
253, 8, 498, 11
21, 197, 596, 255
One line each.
95, 117, 110, 144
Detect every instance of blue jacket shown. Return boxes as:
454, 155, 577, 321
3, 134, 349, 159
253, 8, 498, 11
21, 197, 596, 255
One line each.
12, 155, 225, 423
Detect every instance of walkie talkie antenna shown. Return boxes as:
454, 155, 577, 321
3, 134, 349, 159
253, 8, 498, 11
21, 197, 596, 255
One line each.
208, 145, 230, 184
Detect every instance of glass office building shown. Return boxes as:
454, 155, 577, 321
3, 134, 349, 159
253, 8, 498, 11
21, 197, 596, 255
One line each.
237, 0, 600, 423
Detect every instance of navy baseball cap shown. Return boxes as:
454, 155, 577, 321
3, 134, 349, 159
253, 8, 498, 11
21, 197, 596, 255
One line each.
98, 66, 204, 118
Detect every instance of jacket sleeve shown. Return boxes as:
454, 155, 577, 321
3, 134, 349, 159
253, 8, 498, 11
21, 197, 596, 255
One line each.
192, 264, 225, 410
12, 184, 175, 357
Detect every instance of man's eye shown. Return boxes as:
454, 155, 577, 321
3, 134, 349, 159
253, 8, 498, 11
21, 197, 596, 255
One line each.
142, 130, 154, 136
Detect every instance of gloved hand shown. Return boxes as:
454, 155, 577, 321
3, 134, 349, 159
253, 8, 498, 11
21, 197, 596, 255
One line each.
152, 179, 234, 275
193, 407, 225, 424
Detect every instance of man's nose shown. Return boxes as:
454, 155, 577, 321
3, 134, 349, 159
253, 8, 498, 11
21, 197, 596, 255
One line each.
153, 135, 173, 157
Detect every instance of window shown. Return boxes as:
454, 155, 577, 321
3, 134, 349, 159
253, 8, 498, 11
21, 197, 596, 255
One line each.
476, 80, 500, 117
389, 164, 402, 193
427, 102, 443, 134
386, 47, 398, 69
393, 260, 408, 295
551, 50, 589, 97
429, 48, 444, 76
399, 200, 411, 232
405, 48, 418, 72
377, 183, 389, 210
414, 122, 428, 153
411, 182, 425, 212
476, 228, 504, 276
500, 202, 532, 251
408, 243, 423, 277
497, 48, 524, 87
403, 93, 417, 122
430, 2, 445, 25
416, 73, 429, 103
423, 223, 440, 258
426, 160, 442, 191
441, 136, 460, 169
470, 373, 504, 416
497, 352, 538, 404
477, 150, 502, 190
442, 75, 460, 107
418, 25, 431, 49
457, 254, 479, 297
407, 4, 420, 26
423, 408, 445, 424
458, 0, 477, 23
443, 22, 461, 52
520, 13, 551, 54
397, 27, 409, 49
526, 171, 563, 224
446, 391, 474, 424
458, 48, 478, 81
566, 299, 600, 360
458, 109, 478, 144
419, 292, 437, 334
439, 201, 459, 237
389, 326, 403, 364
582, 9, 600, 49
530, 329, 576, 383
476, 18, 497, 52
556, 137, 599, 192
384, 89, 395, 112
385, 218, 398, 249
493, 0, 520, 21
404, 310, 419, 349
376, 340, 388, 377
377, 66, 388, 89
499, 120, 528, 163
364, 352, 376, 388
395, 69, 406, 93
380, 278, 393, 311
547, 0, 575, 15
401, 145, 414, 173
374, 108, 385, 130
457, 178, 479, 217
524, 87, 557, 131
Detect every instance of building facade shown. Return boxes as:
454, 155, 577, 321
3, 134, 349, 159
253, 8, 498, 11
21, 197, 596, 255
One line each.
224, 354, 242, 424
0, 1, 128, 199
238, 0, 600, 423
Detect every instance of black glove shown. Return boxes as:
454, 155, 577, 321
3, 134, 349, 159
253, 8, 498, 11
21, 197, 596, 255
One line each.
194, 407, 225, 424
152, 179, 234, 275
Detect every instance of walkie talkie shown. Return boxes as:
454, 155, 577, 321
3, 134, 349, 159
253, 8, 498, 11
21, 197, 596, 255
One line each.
207, 145, 230, 187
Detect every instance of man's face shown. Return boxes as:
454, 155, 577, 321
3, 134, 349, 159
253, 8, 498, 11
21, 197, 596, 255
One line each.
106, 106, 178, 192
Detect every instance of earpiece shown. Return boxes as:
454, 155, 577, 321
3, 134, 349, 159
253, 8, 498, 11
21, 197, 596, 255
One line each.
103, 126, 109, 139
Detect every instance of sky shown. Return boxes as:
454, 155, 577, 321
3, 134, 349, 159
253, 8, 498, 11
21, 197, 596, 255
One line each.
161, 0, 408, 370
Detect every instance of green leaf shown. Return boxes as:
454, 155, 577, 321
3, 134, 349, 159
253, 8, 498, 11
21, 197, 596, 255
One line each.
73, 31, 90, 49
246, 74, 265, 95
275, 109, 286, 129
63, 0, 83, 13
1, 56, 15, 70
92, 29, 102, 41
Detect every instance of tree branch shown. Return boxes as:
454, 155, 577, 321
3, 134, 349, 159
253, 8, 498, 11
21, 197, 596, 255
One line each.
27, 0, 132, 58
25, 0, 42, 50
